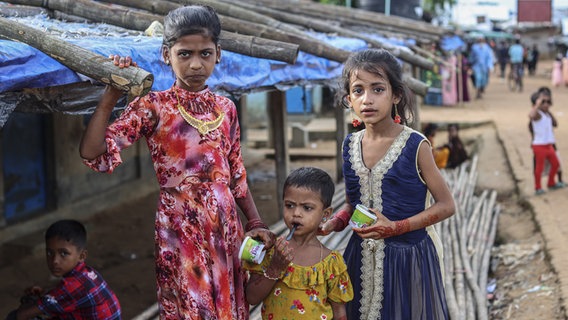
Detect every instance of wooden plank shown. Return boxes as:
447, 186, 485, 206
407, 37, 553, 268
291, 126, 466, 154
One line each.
268, 90, 289, 219
4, 0, 299, 64
0, 16, 154, 98
228, 1, 435, 70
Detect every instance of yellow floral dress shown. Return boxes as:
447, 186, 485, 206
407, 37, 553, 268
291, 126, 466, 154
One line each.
244, 249, 353, 320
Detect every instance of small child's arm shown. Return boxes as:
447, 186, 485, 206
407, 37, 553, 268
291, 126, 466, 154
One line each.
529, 97, 543, 121
550, 111, 558, 127
245, 237, 293, 305
16, 303, 43, 320
330, 301, 347, 320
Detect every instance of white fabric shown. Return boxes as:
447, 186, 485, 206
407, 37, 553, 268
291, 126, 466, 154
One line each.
532, 110, 556, 145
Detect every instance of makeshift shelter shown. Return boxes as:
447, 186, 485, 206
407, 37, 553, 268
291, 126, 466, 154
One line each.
0, 0, 453, 238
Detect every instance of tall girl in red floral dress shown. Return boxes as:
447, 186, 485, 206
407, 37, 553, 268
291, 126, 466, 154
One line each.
79, 5, 273, 319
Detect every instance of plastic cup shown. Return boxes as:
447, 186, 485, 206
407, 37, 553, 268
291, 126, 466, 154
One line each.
238, 236, 266, 264
349, 204, 377, 228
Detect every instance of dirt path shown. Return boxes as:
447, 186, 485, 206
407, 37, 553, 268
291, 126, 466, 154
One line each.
1, 64, 567, 319
421, 65, 567, 319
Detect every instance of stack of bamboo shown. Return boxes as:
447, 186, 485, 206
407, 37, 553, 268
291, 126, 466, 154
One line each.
437, 155, 501, 320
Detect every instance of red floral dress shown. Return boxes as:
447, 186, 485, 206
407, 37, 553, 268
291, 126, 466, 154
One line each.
84, 86, 249, 319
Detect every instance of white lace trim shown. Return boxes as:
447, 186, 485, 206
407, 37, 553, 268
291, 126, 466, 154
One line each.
348, 127, 412, 320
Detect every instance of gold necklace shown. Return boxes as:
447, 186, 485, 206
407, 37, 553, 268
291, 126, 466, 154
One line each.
175, 89, 225, 135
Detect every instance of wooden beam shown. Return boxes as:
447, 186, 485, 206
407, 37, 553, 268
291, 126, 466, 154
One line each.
241, 0, 447, 38
335, 105, 346, 184
4, 0, 299, 63
168, 0, 350, 62
267, 90, 289, 219
229, 1, 435, 70
0, 17, 154, 97
0, 129, 5, 228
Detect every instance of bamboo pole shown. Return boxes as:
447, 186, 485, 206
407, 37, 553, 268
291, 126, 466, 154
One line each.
0, 17, 153, 97
450, 213, 466, 320
456, 204, 488, 320
442, 219, 460, 320
238, 0, 445, 41
226, 1, 435, 71
101, 0, 342, 63
3, 0, 299, 64
168, 0, 349, 62
102, 0, 429, 95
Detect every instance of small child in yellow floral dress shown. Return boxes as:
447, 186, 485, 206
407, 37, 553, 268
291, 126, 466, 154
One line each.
244, 167, 353, 320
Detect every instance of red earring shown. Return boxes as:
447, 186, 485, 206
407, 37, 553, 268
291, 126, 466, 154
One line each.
351, 110, 361, 127
394, 104, 401, 124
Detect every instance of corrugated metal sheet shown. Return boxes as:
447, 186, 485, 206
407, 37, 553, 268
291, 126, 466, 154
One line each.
518, 0, 552, 22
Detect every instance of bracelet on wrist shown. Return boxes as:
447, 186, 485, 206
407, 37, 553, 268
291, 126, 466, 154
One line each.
262, 268, 281, 281
245, 218, 269, 232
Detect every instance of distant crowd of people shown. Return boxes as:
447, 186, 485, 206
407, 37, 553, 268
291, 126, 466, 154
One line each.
466, 36, 540, 98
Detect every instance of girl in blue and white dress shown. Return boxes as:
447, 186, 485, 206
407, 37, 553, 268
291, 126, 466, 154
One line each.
321, 49, 456, 320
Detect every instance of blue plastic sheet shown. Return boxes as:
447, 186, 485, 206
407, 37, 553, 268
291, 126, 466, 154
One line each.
0, 14, 417, 96
440, 35, 466, 52
0, 15, 370, 95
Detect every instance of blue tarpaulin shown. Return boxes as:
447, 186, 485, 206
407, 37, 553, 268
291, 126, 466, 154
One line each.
440, 35, 466, 52
0, 14, 376, 96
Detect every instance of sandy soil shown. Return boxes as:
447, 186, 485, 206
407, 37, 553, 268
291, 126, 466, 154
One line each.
0, 68, 565, 319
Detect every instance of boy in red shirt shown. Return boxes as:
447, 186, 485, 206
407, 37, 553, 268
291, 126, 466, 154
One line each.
7, 220, 121, 319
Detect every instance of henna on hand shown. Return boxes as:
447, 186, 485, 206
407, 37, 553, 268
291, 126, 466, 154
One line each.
267, 237, 293, 276
356, 218, 410, 239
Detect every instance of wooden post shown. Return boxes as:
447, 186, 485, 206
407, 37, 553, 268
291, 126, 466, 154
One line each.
457, 52, 464, 107
237, 95, 248, 144
267, 90, 289, 219
0, 129, 5, 228
335, 104, 346, 183
411, 66, 421, 129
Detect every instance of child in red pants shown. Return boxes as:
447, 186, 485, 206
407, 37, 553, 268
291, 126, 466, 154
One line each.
529, 88, 565, 195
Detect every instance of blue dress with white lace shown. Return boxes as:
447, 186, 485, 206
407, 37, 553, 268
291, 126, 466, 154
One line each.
342, 126, 448, 320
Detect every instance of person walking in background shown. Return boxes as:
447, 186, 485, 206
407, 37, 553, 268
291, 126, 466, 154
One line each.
458, 49, 471, 102
509, 39, 525, 92
6, 220, 121, 320
469, 36, 494, 99
79, 6, 274, 319
497, 41, 509, 79
529, 88, 564, 195
321, 49, 455, 319
527, 44, 539, 76
552, 53, 563, 87
244, 167, 353, 320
